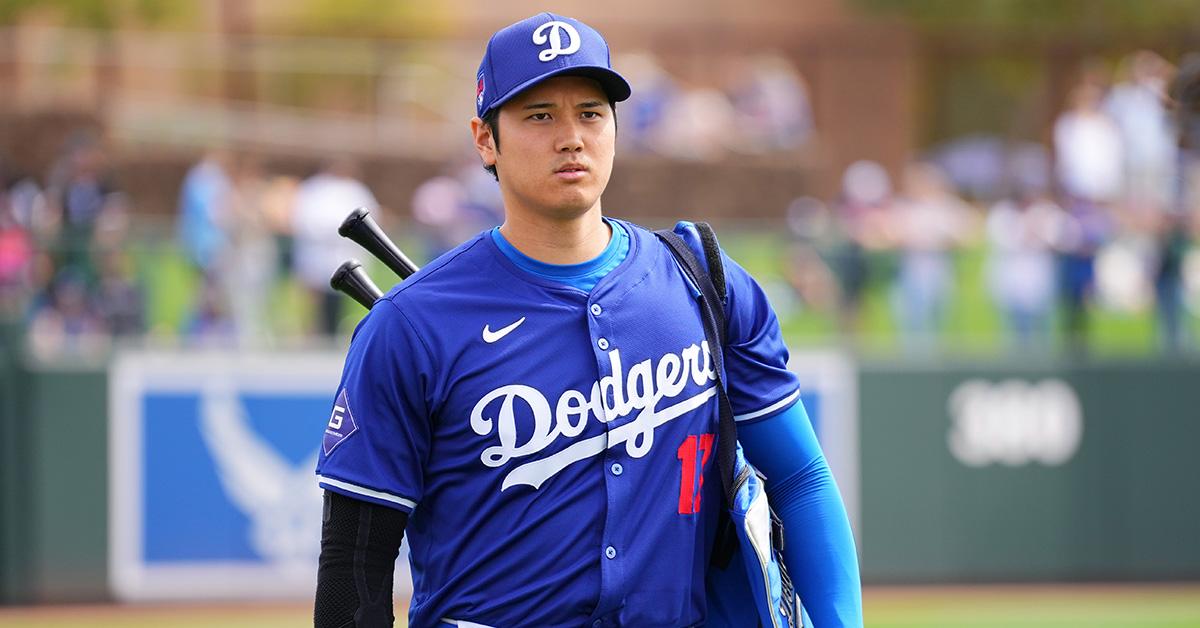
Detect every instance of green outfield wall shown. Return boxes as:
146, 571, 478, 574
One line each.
2, 350, 1199, 603
0, 347, 109, 604
0, 323, 30, 604
860, 357, 1200, 582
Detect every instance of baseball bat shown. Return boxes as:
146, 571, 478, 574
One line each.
330, 259, 383, 310
338, 207, 420, 279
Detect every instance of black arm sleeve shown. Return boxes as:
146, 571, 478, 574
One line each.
314, 490, 408, 628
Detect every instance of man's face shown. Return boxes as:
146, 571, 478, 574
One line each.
473, 75, 615, 221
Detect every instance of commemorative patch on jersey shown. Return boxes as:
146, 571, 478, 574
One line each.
322, 389, 358, 456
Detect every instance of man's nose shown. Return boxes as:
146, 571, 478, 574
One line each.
556, 120, 584, 153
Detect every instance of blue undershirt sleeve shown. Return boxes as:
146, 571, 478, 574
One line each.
738, 400, 864, 628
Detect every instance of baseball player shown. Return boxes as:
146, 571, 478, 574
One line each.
315, 13, 862, 628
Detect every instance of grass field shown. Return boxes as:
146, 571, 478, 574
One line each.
118, 228, 1200, 357
2, 585, 1198, 627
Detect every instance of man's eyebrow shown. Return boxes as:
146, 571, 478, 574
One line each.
521, 102, 557, 110
577, 100, 604, 108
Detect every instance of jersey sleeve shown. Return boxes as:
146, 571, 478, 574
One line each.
315, 298, 435, 513
672, 221, 801, 422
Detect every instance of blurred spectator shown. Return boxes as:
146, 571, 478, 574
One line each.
1158, 52, 1200, 351
985, 179, 1076, 349
928, 135, 1009, 202
1153, 213, 1192, 352
258, 173, 301, 286
0, 179, 34, 316
2, 157, 48, 237
1055, 82, 1123, 205
413, 153, 505, 261
184, 275, 236, 347
656, 85, 737, 161
224, 154, 279, 346
889, 162, 974, 350
94, 247, 144, 340
27, 269, 108, 359
1056, 197, 1112, 353
291, 157, 379, 337
43, 132, 124, 282
177, 149, 234, 278
412, 174, 470, 259
727, 54, 814, 154
929, 136, 1050, 204
1174, 53, 1200, 210
783, 196, 840, 316
1105, 51, 1177, 215
830, 160, 896, 335
1054, 80, 1124, 352
1093, 234, 1155, 315
457, 155, 505, 228
615, 52, 680, 155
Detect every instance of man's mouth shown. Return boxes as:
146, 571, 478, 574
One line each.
555, 164, 589, 180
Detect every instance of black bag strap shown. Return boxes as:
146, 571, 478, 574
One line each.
655, 223, 737, 507
696, 223, 728, 310
659, 224, 801, 622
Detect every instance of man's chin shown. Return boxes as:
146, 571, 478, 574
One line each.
545, 189, 602, 217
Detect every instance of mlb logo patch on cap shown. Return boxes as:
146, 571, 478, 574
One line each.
475, 13, 631, 118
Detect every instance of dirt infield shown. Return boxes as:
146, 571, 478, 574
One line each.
1, 584, 1198, 627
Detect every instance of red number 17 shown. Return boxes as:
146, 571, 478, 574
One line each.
677, 433, 715, 515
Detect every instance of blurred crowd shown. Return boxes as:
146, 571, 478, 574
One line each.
172, 150, 387, 348
614, 52, 814, 160
2, 49, 1198, 358
784, 50, 1200, 354
0, 134, 387, 357
0, 132, 138, 358
0, 50, 815, 360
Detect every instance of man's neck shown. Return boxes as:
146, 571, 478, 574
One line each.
498, 207, 612, 265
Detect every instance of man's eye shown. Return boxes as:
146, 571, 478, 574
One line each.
582, 111, 601, 119
530, 113, 551, 121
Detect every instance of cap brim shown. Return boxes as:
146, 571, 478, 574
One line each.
485, 66, 632, 116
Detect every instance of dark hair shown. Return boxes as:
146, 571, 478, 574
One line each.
481, 100, 618, 181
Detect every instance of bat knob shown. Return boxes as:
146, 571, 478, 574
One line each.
338, 207, 371, 237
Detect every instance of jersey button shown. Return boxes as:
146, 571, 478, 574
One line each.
597, 337, 609, 350
611, 463, 623, 476
590, 303, 603, 316
605, 545, 617, 559
592, 621, 602, 628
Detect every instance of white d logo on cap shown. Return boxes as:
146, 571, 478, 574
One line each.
532, 21, 581, 62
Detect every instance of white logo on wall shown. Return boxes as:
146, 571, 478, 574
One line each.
199, 382, 321, 568
947, 379, 1083, 467
532, 21, 581, 62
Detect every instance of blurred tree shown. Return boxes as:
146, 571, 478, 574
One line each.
0, 0, 179, 28
283, 0, 449, 38
854, 0, 1200, 155
852, 0, 1200, 37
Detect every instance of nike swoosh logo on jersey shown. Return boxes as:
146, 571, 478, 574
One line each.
482, 317, 526, 343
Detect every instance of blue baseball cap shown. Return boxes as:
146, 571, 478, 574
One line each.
475, 13, 632, 118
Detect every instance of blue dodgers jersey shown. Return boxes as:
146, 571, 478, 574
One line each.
316, 220, 800, 627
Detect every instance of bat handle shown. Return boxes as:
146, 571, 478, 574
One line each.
330, 259, 383, 310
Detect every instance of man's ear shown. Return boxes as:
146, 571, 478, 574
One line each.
470, 117, 496, 167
